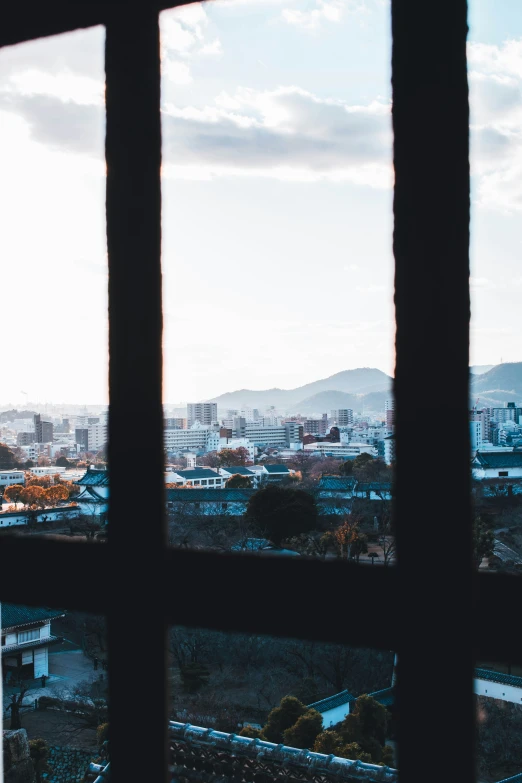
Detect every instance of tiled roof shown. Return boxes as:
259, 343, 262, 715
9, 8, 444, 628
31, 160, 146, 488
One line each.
167, 488, 255, 502
174, 468, 221, 480
220, 466, 256, 476
170, 722, 398, 782
369, 687, 395, 707
318, 476, 357, 490
474, 452, 522, 469
2, 604, 65, 630
496, 775, 522, 783
475, 667, 522, 689
356, 482, 392, 493
264, 464, 290, 473
75, 470, 109, 487
308, 689, 356, 712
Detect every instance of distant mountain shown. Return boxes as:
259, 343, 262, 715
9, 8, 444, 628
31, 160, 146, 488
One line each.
210, 368, 393, 413
471, 362, 522, 406
470, 365, 495, 375
293, 389, 389, 416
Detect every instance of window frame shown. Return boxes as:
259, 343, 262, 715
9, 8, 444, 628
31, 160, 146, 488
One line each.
0, 2, 512, 783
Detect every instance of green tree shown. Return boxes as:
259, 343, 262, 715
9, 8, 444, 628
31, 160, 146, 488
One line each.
473, 517, 495, 568
180, 662, 210, 693
29, 738, 52, 783
246, 485, 318, 546
352, 453, 374, 474
226, 474, 253, 488
283, 708, 323, 749
339, 460, 354, 476
55, 455, 72, 468
262, 696, 308, 743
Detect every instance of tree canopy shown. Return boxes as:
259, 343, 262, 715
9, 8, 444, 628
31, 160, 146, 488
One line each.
217, 447, 252, 467
246, 485, 318, 546
0, 443, 17, 469
226, 474, 253, 488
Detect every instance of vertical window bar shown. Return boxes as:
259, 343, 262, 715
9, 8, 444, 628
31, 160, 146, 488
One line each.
392, 2, 474, 782
105, 10, 167, 782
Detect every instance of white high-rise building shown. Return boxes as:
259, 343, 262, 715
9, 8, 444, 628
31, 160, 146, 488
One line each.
88, 423, 108, 452
331, 409, 354, 427
187, 403, 218, 427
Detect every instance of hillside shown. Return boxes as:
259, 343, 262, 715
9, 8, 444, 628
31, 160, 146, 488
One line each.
293, 389, 389, 415
471, 362, 522, 405
210, 368, 392, 411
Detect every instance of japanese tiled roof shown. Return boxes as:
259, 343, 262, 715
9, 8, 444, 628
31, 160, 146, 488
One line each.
76, 487, 106, 502
496, 775, 522, 783
74, 470, 110, 487
475, 667, 522, 689
220, 466, 256, 475
318, 476, 357, 490
169, 722, 398, 782
264, 464, 290, 473
2, 603, 64, 630
356, 482, 392, 493
308, 689, 356, 712
368, 687, 395, 707
473, 452, 522, 468
166, 488, 256, 502
174, 468, 221, 480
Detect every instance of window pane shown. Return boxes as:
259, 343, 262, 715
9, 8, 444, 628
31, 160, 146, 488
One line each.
469, 1, 522, 577
160, 0, 395, 560
2, 603, 109, 779
0, 28, 108, 541
169, 625, 398, 778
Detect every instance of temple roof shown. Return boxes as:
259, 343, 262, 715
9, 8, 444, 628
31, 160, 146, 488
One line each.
169, 721, 398, 782
2, 603, 65, 630
167, 488, 255, 502
318, 476, 357, 491
309, 689, 356, 712
475, 667, 522, 689
75, 470, 109, 487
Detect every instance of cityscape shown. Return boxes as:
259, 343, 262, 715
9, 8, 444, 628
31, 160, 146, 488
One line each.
2, 362, 522, 780
1, 0, 521, 779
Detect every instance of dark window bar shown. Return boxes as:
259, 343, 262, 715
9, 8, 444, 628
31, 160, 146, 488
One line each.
0, 2, 519, 783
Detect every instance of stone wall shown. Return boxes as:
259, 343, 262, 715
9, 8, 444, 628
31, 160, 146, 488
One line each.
3, 729, 35, 783
45, 746, 95, 783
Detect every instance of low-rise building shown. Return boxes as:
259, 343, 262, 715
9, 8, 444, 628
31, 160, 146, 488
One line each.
219, 466, 259, 486
472, 451, 522, 479
0, 470, 25, 488
1, 604, 65, 681
74, 468, 110, 519
166, 487, 254, 516
303, 442, 377, 458
165, 467, 225, 488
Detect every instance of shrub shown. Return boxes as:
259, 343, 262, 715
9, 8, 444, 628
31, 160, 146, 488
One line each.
97, 722, 109, 746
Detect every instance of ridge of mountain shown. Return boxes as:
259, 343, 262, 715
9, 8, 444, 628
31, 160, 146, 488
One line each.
209, 368, 393, 411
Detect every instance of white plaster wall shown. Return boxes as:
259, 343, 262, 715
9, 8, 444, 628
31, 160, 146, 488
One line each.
474, 677, 522, 705
320, 703, 351, 727
34, 647, 48, 678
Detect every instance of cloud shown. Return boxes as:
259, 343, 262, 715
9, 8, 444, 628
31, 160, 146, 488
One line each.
468, 38, 522, 212
160, 4, 223, 87
162, 87, 392, 185
281, 0, 370, 29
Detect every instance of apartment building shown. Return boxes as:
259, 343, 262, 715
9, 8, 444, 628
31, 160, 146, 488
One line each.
331, 409, 354, 427
34, 414, 53, 443
88, 422, 108, 452
187, 403, 218, 427
244, 424, 287, 448
164, 426, 220, 454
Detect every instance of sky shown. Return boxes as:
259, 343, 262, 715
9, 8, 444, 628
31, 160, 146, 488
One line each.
0, 0, 520, 405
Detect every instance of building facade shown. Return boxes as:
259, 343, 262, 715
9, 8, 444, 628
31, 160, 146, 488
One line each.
1, 604, 65, 681
187, 403, 218, 428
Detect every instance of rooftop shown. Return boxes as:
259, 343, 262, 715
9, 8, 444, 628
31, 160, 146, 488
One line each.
219, 466, 256, 476
309, 689, 356, 712
166, 488, 255, 502
172, 468, 221, 480
473, 452, 522, 469
475, 667, 522, 689
1, 603, 65, 630
169, 721, 398, 782
318, 476, 357, 491
264, 464, 290, 474
75, 470, 110, 487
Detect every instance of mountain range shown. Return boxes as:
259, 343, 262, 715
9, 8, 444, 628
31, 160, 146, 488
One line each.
207, 362, 522, 414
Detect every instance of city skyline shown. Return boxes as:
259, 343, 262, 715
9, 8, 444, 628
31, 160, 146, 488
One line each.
0, 0, 520, 404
